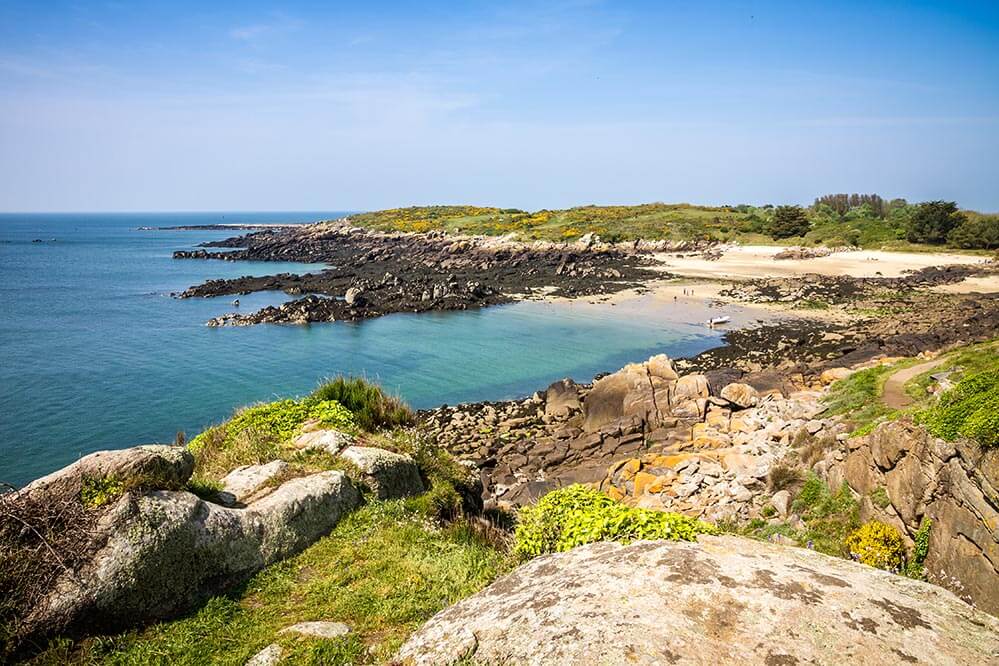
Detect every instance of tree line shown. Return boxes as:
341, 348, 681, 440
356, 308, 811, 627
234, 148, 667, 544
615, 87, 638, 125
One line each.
758, 194, 998, 249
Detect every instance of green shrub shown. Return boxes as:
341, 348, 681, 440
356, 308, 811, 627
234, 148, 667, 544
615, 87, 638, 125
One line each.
767, 205, 811, 239
186, 397, 354, 483
846, 521, 905, 572
513, 485, 717, 559
787, 474, 860, 557
311, 376, 414, 432
80, 475, 125, 509
918, 370, 999, 448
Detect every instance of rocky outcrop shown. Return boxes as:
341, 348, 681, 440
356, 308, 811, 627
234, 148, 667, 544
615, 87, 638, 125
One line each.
175, 223, 654, 325
825, 420, 999, 615
396, 536, 999, 665
22, 444, 194, 499
24, 471, 362, 642
218, 460, 288, 505
424, 354, 842, 518
15, 439, 429, 647
339, 446, 424, 499
597, 387, 842, 522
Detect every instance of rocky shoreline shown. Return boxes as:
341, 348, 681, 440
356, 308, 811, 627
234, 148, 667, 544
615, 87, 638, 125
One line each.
171, 223, 712, 325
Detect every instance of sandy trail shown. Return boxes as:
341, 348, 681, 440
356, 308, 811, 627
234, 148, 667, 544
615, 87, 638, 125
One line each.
882, 359, 947, 410
651, 245, 990, 282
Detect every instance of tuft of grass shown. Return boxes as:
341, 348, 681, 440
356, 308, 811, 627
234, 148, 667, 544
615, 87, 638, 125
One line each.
186, 396, 355, 484
767, 464, 802, 492
29, 500, 512, 665
513, 485, 717, 560
869, 486, 891, 510
311, 377, 414, 432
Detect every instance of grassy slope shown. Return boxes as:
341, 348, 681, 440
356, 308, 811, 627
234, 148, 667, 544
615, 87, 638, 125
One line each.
343, 203, 992, 251
819, 340, 999, 438
33, 501, 511, 665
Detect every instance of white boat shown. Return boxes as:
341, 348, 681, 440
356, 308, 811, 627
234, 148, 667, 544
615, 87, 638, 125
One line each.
706, 315, 730, 327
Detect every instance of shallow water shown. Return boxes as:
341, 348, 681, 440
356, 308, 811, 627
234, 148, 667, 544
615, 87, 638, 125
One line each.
0, 213, 752, 486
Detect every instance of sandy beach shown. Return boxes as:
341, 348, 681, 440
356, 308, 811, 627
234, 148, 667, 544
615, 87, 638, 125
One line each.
650, 245, 990, 281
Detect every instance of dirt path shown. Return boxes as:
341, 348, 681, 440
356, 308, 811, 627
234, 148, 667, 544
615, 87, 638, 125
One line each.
882, 359, 947, 410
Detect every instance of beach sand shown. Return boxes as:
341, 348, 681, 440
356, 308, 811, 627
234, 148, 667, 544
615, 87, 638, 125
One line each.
649, 245, 990, 281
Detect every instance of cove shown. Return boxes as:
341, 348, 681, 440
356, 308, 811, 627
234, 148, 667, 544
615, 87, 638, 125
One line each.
0, 213, 752, 487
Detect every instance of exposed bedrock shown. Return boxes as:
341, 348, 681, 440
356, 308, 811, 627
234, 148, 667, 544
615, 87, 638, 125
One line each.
396, 536, 999, 665
173, 223, 657, 325
823, 419, 999, 616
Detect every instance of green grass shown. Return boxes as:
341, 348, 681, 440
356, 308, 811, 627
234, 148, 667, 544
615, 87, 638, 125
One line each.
310, 377, 414, 432
30, 501, 512, 665
821, 363, 900, 434
918, 370, 999, 448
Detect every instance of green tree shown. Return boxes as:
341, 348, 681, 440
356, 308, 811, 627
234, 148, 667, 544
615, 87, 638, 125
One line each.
768, 205, 811, 239
906, 201, 966, 244
947, 215, 999, 249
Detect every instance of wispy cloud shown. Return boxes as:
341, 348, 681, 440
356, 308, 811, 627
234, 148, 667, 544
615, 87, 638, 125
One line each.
228, 13, 303, 42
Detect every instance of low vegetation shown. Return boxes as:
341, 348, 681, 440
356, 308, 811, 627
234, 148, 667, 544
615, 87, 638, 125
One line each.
735, 475, 860, 559
820, 363, 900, 435
343, 196, 999, 250
918, 369, 999, 449
845, 521, 906, 572
513, 485, 717, 559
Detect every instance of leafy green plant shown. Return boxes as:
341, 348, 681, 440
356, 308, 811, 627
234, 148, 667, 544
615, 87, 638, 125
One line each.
80, 475, 125, 509
311, 376, 414, 432
918, 370, 999, 448
846, 521, 906, 572
513, 485, 717, 559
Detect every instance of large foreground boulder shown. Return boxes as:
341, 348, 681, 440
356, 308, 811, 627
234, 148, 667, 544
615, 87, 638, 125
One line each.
396, 536, 999, 665
23, 470, 361, 642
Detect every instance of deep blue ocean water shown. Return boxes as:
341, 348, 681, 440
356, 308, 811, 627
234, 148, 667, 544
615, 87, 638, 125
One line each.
0, 212, 739, 487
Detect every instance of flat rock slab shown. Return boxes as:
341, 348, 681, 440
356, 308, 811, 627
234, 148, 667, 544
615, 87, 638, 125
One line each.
396, 535, 999, 665
221, 460, 288, 504
294, 428, 354, 455
340, 446, 424, 499
278, 621, 351, 639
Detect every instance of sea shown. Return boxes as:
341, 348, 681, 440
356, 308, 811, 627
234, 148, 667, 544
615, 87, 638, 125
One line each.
0, 212, 743, 487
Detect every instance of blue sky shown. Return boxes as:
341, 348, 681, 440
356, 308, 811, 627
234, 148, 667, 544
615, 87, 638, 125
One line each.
1, 0, 997, 212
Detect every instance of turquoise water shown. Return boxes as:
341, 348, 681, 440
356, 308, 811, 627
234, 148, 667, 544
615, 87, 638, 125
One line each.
0, 213, 736, 487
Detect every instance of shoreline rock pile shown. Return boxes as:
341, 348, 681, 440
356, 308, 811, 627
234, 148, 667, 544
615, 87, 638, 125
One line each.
424, 354, 842, 521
